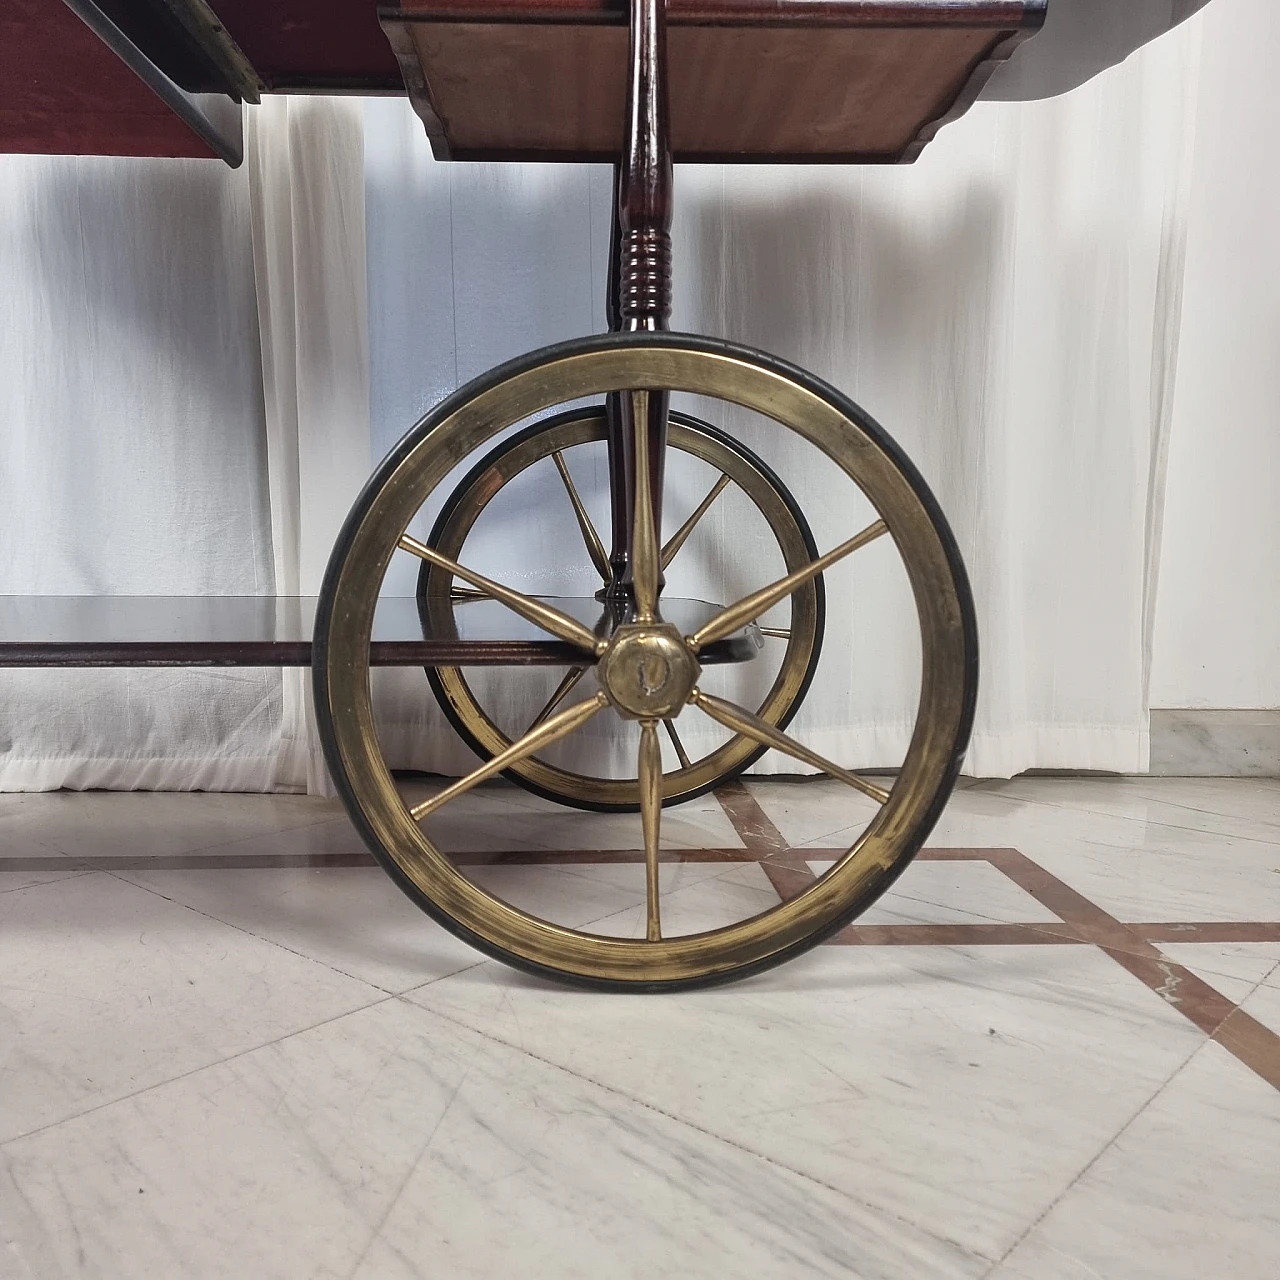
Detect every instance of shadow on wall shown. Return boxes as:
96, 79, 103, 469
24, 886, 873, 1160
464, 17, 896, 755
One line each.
679, 171, 1009, 562
364, 136, 611, 462
18, 155, 270, 592
26, 155, 263, 430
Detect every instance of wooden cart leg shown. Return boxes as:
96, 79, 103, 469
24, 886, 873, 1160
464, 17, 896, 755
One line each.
603, 166, 630, 598
603, 0, 673, 605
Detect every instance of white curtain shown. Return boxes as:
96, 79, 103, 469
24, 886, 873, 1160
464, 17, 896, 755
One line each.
0, 152, 283, 790
0, 4, 1243, 789
245, 95, 371, 794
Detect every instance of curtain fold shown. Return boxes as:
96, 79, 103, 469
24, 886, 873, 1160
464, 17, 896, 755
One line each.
246, 95, 371, 795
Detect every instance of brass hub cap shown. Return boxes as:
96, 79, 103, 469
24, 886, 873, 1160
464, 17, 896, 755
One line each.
597, 623, 700, 720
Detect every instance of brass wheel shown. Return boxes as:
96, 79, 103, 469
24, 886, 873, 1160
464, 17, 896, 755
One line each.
313, 333, 977, 990
418, 407, 824, 811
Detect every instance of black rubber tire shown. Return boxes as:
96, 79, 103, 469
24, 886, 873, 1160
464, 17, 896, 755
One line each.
313, 331, 978, 992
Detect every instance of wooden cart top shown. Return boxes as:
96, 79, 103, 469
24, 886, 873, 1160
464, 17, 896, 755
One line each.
2, 1, 1044, 164
385, 0, 1044, 163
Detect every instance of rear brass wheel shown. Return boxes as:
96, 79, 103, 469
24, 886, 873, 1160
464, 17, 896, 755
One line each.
418, 407, 824, 811
313, 332, 977, 990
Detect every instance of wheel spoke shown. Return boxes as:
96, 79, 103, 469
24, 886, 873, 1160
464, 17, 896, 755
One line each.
411, 692, 609, 820
552, 450, 611, 584
660, 474, 730, 571
691, 688, 891, 805
639, 720, 663, 940
759, 627, 791, 640
450, 585, 489, 602
400, 533, 603, 655
527, 666, 588, 733
663, 718, 692, 770
688, 519, 887, 653
630, 390, 661, 624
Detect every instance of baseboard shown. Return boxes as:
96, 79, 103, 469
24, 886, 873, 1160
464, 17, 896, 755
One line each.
1149, 709, 1280, 777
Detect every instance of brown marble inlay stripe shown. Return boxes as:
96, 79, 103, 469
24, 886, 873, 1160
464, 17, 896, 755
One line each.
0, 857, 99, 873
986, 847, 1280, 1093
711, 784, 828, 904
758, 861, 820, 903
915, 847, 1013, 861
1214, 1010, 1280, 1092
712, 781, 792, 856
832, 922, 1084, 947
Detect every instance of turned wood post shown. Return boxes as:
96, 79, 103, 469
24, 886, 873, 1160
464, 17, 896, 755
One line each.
603, 0, 673, 602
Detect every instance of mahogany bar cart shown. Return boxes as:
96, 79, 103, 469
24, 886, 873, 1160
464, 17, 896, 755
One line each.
0, 1, 1046, 988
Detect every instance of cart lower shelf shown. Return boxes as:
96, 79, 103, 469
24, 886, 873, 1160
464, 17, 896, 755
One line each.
0, 595, 762, 668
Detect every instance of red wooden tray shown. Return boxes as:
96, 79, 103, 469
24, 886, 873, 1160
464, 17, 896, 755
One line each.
2, 1, 1043, 164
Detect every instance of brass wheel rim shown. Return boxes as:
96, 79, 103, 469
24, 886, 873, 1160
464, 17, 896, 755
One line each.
421, 408, 822, 810
316, 337, 975, 987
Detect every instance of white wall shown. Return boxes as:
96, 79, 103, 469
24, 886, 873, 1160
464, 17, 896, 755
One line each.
1149, 0, 1280, 709
363, 2, 1280, 739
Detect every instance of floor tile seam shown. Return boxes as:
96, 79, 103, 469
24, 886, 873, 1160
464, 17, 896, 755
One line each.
340, 1073, 469, 1280
567, 868, 782, 936
555, 895, 651, 938
551, 858, 757, 898
6, 808, 350, 863
450, 846, 754, 865
863, 886, 1069, 932
1145, 959, 1255, 992
533, 861, 649, 897
979, 1036, 1215, 1277
1069, 783, 1280, 822
98, 866, 400, 998
138, 811, 363, 860
794, 824, 883, 852
0, 993, 400, 1152
1218, 966, 1280, 1015
1048, 931, 1171, 966
791, 822, 876, 851
391, 959, 489, 994
0, 870, 96, 896
447, 829, 621, 856
388, 990, 995, 1268
759, 859, 819, 905
1137, 802, 1280, 832
966, 790, 1280, 848
0, 832, 78, 860
1159, 954, 1280, 992
702, 858, 794, 892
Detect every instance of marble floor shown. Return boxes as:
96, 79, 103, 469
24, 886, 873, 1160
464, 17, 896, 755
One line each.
1, 775, 1278, 1279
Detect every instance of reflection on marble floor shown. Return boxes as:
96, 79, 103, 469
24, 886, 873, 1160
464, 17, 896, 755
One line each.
1, 776, 1278, 1279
